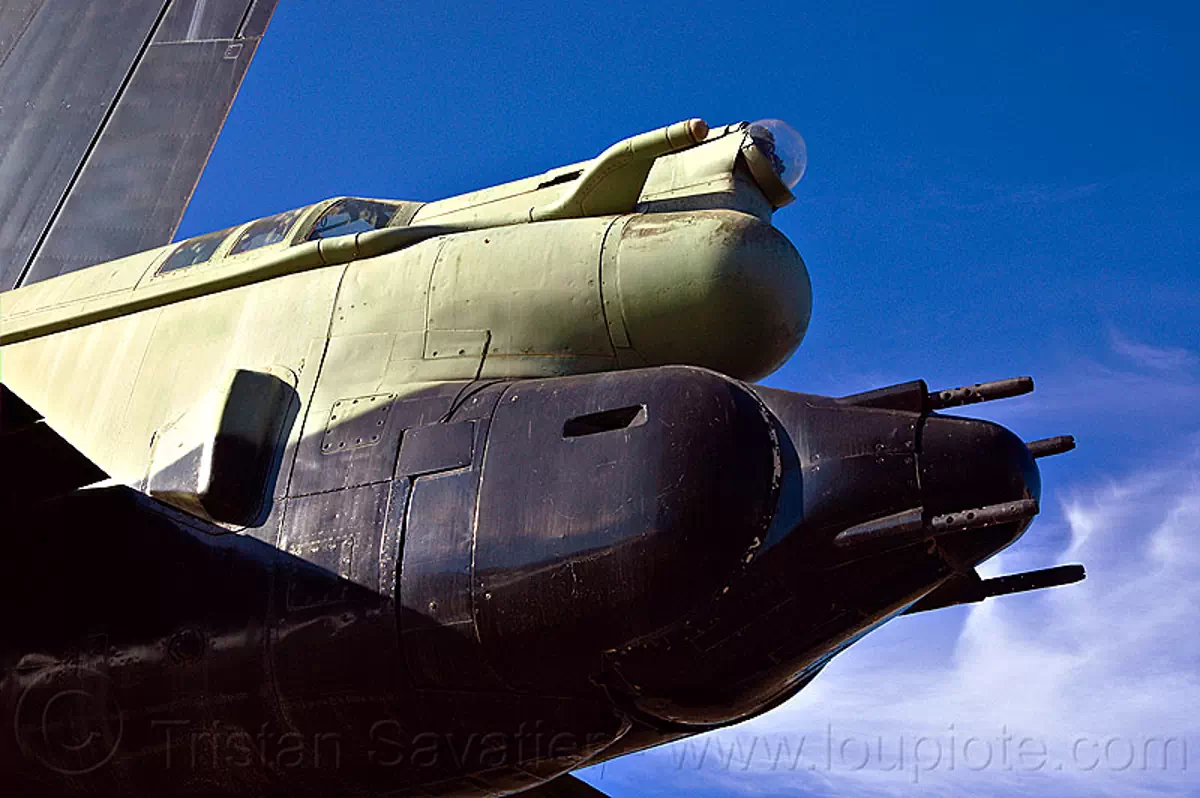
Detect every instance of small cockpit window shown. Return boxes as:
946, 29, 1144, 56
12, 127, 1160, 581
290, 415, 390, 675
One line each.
158, 227, 235, 274
305, 198, 401, 241
228, 207, 307, 256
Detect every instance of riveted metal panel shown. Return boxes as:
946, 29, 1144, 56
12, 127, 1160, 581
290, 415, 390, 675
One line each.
320, 392, 395, 454
424, 328, 490, 360
289, 384, 465, 497
396, 382, 508, 689
378, 477, 410, 599
280, 482, 390, 593
270, 481, 407, 772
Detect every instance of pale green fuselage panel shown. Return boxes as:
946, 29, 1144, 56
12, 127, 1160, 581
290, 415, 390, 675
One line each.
0, 121, 812, 511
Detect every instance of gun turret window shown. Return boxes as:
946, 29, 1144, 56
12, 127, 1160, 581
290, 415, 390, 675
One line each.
228, 207, 307, 256
158, 227, 235, 274
305, 198, 401, 241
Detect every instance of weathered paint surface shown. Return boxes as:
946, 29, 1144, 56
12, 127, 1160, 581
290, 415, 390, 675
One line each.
0, 365, 1047, 797
1, 158, 810, 491
0, 119, 1068, 798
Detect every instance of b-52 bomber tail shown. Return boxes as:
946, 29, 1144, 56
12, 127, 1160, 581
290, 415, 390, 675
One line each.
0, 9, 1082, 795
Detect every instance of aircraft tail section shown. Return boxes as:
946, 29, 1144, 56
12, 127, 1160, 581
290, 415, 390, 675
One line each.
0, 1, 279, 291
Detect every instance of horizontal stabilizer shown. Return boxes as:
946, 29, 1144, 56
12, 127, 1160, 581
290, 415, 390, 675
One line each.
0, 383, 107, 510
521, 774, 611, 797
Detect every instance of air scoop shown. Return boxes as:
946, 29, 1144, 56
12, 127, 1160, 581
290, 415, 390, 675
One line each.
532, 118, 709, 220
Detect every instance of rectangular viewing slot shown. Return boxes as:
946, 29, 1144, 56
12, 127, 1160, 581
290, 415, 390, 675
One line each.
563, 405, 647, 438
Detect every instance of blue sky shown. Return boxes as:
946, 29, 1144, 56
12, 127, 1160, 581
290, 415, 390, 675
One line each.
182, 2, 1200, 795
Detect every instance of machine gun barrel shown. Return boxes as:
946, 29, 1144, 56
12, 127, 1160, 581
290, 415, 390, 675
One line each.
1026, 435, 1077, 459
927, 376, 1034, 410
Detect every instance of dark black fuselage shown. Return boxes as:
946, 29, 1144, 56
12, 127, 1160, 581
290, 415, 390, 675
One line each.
0, 366, 1039, 797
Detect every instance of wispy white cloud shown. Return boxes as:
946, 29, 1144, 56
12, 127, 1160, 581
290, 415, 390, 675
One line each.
942, 330, 1199, 428
1108, 329, 1198, 372
584, 448, 1200, 797
772, 330, 1198, 430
